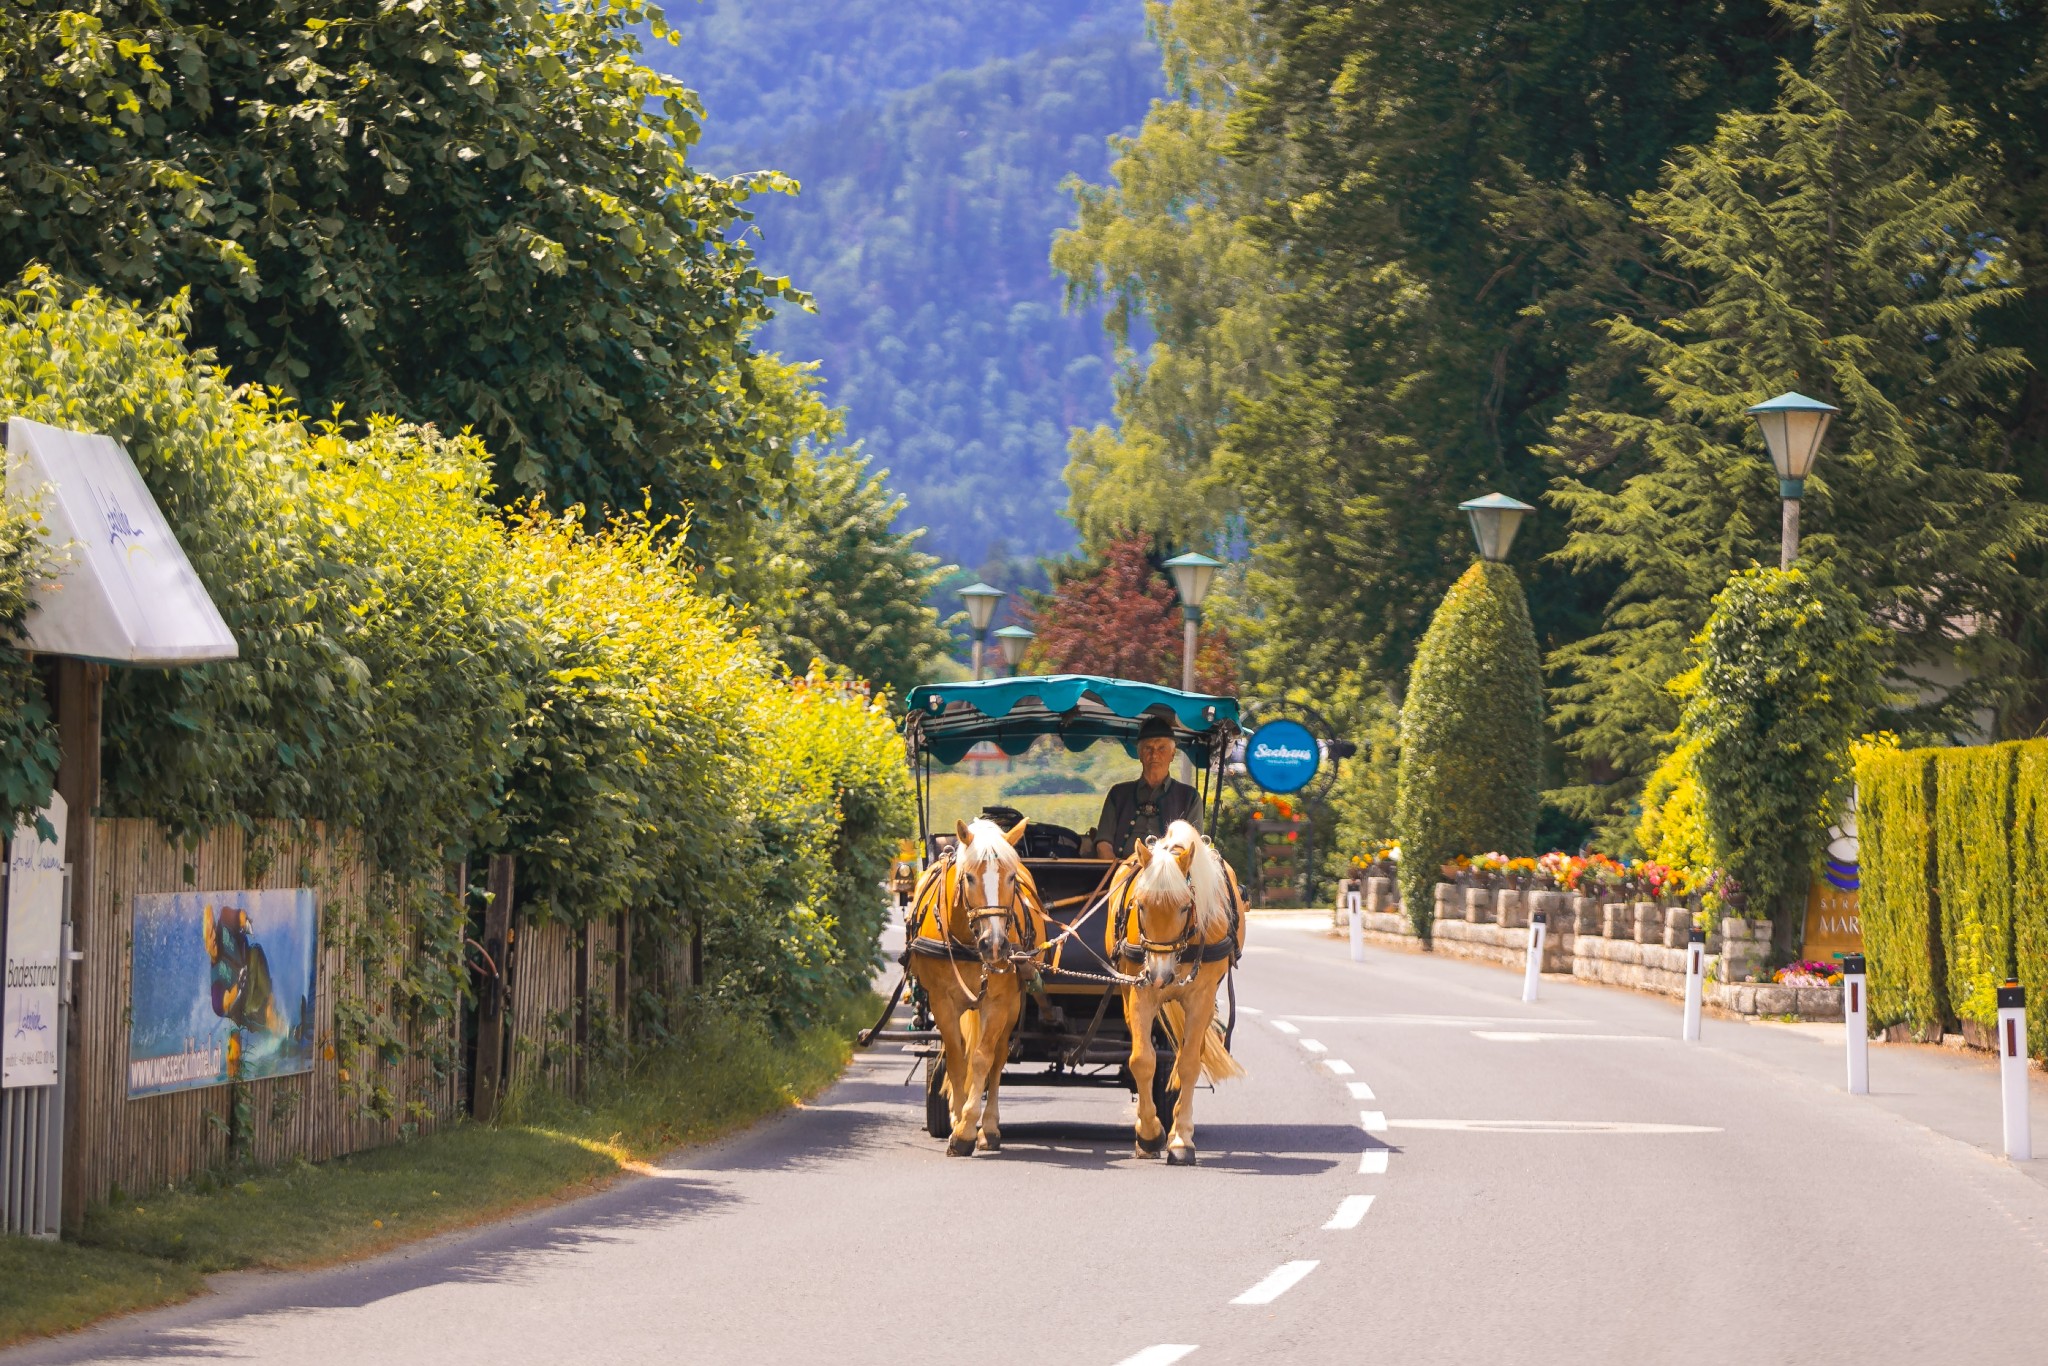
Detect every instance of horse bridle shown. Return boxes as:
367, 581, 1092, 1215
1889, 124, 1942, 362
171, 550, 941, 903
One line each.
955, 857, 1037, 971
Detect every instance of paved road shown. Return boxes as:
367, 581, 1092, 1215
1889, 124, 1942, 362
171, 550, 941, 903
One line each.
13, 916, 2048, 1365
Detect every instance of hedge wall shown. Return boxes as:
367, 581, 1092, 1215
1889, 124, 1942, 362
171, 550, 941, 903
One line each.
1853, 745, 1944, 1038
1856, 738, 2048, 1056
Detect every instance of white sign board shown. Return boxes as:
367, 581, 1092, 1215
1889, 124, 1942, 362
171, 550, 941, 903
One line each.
2, 793, 67, 1089
4, 418, 237, 665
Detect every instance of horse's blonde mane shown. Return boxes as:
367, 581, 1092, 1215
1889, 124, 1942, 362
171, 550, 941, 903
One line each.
1135, 826, 1193, 907
958, 818, 1022, 873
1187, 834, 1234, 938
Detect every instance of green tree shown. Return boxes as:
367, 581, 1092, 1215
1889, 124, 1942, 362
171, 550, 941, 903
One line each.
1052, 0, 1284, 551
0, 0, 796, 539
1548, 0, 2048, 839
1675, 566, 1885, 951
1395, 561, 1544, 941
753, 448, 954, 700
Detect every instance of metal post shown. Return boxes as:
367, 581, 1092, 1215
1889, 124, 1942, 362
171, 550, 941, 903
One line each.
1781, 496, 1801, 569
1843, 952, 1868, 1096
1522, 911, 1546, 1003
1181, 612, 1199, 694
971, 636, 985, 681
1682, 926, 1705, 1042
1998, 979, 2030, 1161
1346, 883, 1364, 963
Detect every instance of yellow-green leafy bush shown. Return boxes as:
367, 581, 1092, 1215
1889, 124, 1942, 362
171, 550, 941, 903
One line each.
1634, 740, 1713, 870
1853, 744, 1942, 1036
1932, 744, 2018, 1030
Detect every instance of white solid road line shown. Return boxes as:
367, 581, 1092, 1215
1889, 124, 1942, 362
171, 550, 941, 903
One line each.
1322, 1059, 1355, 1075
1282, 1014, 1596, 1027
1271, 1020, 1300, 1034
1300, 1039, 1328, 1053
1346, 1080, 1376, 1100
1323, 1195, 1376, 1230
1359, 1110, 1388, 1132
1389, 1119, 1721, 1134
1359, 1149, 1389, 1174
1231, 1260, 1320, 1306
1113, 1347, 1199, 1366
1472, 1031, 1666, 1043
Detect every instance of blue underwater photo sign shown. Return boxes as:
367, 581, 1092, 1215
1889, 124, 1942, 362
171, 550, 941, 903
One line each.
1245, 719, 1321, 794
128, 890, 319, 1098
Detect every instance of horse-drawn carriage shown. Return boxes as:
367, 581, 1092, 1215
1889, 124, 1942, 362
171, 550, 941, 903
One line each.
866, 674, 1247, 1163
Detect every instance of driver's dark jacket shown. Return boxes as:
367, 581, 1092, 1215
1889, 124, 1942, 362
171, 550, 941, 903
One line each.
1092, 777, 1201, 857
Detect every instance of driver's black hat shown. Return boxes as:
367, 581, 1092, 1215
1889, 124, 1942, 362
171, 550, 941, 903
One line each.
1137, 714, 1176, 742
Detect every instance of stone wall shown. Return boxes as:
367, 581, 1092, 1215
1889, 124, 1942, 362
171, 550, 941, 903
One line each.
1334, 879, 1840, 1020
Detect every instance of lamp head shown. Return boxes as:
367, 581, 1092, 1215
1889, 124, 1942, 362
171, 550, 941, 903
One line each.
1457, 493, 1536, 563
957, 581, 1005, 633
993, 624, 1035, 669
1162, 551, 1223, 612
1745, 391, 1838, 492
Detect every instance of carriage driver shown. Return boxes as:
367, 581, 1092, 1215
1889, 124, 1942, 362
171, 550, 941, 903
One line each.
1090, 715, 1201, 860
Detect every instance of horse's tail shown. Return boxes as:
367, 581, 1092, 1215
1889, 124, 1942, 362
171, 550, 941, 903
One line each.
1158, 1001, 1247, 1084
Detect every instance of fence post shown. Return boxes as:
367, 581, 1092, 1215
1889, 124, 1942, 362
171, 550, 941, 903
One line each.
1522, 911, 1545, 1003
471, 855, 516, 1123
53, 658, 102, 1231
1842, 952, 1868, 1096
1682, 926, 1705, 1042
1998, 979, 2031, 1162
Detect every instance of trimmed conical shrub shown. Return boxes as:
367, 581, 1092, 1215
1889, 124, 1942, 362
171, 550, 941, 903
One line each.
1396, 560, 1544, 941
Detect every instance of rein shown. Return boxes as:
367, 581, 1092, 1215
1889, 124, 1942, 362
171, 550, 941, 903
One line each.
906, 848, 1046, 1008
1110, 853, 1243, 974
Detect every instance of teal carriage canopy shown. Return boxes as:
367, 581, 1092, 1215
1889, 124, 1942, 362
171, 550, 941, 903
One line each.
902, 674, 1241, 766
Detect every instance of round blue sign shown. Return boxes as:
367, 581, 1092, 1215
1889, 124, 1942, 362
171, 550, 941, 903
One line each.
1245, 719, 1320, 794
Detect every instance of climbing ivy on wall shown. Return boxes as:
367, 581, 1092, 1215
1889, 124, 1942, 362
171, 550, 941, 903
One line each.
1852, 744, 1943, 1038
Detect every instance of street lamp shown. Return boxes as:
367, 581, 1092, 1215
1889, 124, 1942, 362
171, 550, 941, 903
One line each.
1457, 493, 1536, 563
1162, 551, 1223, 693
1745, 391, 1838, 568
993, 624, 1035, 675
957, 581, 1005, 680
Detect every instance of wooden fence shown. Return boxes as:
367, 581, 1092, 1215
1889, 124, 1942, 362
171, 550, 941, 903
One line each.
64, 821, 646, 1211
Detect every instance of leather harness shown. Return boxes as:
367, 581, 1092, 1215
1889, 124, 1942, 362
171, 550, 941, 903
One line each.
1109, 860, 1243, 969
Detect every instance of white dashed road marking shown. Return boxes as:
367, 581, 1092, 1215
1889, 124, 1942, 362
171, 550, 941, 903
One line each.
1231, 1261, 1320, 1306
1323, 1195, 1376, 1230
1113, 1347, 1199, 1366
1359, 1149, 1389, 1174
1271, 1020, 1299, 1034
1299, 1039, 1328, 1054
1322, 1059, 1354, 1076
1359, 1110, 1388, 1132
1346, 1081, 1376, 1100
1472, 1031, 1665, 1043
1389, 1119, 1720, 1135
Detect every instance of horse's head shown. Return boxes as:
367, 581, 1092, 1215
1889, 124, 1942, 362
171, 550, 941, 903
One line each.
1128, 821, 1203, 988
954, 817, 1029, 968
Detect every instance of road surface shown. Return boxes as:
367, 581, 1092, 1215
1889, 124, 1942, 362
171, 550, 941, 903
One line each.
11, 914, 2047, 1365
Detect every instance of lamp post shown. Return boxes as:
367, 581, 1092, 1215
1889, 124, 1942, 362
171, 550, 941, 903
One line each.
1457, 493, 1536, 562
993, 624, 1035, 676
958, 582, 1005, 680
1162, 551, 1223, 693
1745, 391, 1838, 569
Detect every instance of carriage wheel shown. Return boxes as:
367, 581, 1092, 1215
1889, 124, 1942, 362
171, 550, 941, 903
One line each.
924, 1056, 951, 1139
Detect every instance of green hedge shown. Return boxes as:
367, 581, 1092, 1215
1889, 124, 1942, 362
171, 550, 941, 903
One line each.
1396, 560, 1544, 942
1857, 738, 2048, 1057
1932, 744, 2019, 1030
1853, 745, 1943, 1037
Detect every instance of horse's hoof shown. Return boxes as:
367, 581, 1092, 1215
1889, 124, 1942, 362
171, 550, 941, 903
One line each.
978, 1133, 1002, 1152
947, 1137, 976, 1157
1132, 1141, 1161, 1160
1164, 1145, 1198, 1167
1135, 1129, 1166, 1155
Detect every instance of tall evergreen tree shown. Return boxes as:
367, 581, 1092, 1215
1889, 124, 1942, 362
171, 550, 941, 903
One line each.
1548, 0, 2048, 835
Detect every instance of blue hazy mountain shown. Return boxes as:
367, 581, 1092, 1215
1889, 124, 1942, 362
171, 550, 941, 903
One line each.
653, 2, 1159, 569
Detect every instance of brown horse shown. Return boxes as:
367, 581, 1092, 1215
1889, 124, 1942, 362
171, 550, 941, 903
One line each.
905, 817, 1045, 1156
1104, 820, 1246, 1165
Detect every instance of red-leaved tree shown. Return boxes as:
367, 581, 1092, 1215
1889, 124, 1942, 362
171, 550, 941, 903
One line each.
1025, 534, 1237, 692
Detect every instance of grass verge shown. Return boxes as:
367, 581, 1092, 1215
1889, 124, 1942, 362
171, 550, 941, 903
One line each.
0, 993, 873, 1348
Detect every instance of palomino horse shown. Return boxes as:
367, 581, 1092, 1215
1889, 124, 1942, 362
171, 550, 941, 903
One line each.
905, 817, 1045, 1156
1104, 820, 1246, 1165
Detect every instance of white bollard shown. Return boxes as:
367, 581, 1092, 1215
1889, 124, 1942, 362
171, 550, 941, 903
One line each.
1681, 926, 1704, 1043
1521, 910, 1545, 1003
1998, 979, 2031, 1162
1347, 884, 1365, 963
1842, 952, 1868, 1095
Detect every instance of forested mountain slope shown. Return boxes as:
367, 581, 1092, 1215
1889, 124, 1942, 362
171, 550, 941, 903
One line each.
656, 2, 1159, 568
